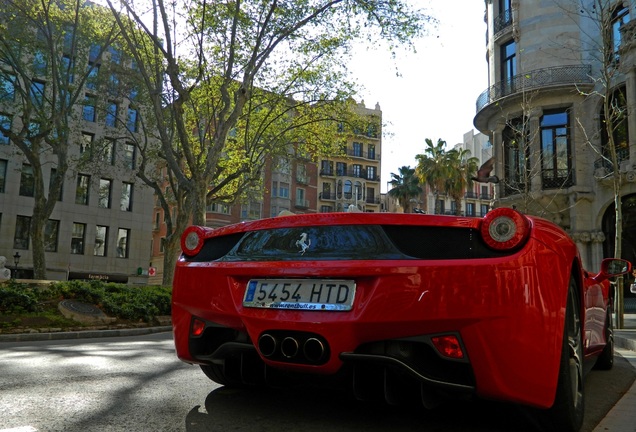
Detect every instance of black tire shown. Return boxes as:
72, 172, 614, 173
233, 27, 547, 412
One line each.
200, 363, 232, 386
543, 276, 585, 432
594, 308, 614, 370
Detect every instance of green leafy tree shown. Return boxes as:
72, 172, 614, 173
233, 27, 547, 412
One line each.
416, 138, 449, 215
0, 0, 121, 279
105, 0, 432, 285
387, 166, 422, 213
446, 147, 479, 216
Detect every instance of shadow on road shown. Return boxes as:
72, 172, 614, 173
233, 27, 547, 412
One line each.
183, 355, 636, 432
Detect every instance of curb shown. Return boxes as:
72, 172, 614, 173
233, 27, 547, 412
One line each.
615, 332, 636, 353
0, 326, 172, 343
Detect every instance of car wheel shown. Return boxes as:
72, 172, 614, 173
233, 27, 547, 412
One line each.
544, 276, 585, 432
200, 363, 232, 386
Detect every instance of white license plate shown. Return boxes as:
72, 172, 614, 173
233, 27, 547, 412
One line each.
243, 279, 355, 311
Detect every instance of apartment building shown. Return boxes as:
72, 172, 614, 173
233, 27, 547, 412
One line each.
474, 0, 636, 272
317, 101, 382, 213
0, 10, 154, 283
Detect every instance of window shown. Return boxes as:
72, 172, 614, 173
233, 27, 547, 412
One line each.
86, 62, 99, 90
206, 202, 231, 214
541, 110, 573, 189
336, 162, 347, 176
127, 108, 138, 132
0, 114, 10, 144
277, 157, 291, 174
98, 178, 112, 208
352, 142, 363, 157
344, 180, 352, 199
296, 163, 307, 183
241, 201, 261, 220
19, 164, 34, 197
116, 228, 130, 258
466, 202, 476, 217
503, 118, 530, 195
71, 222, 86, 255
81, 132, 94, 154
368, 144, 376, 160
120, 182, 133, 211
278, 182, 289, 198
25, 122, 39, 148
271, 181, 278, 197
108, 45, 121, 64
367, 166, 377, 180
0, 73, 15, 102
45, 219, 59, 252
481, 204, 490, 216
296, 188, 307, 207
493, 0, 513, 33
30, 80, 45, 107
61, 55, 74, 83
320, 160, 333, 175
75, 174, 90, 205
105, 102, 117, 127
352, 164, 362, 178
123, 142, 135, 169
33, 50, 47, 75
108, 72, 119, 95
101, 138, 115, 165
611, 5, 630, 62
354, 181, 362, 200
500, 40, 516, 92
89, 44, 101, 63
94, 225, 108, 256
0, 159, 6, 192
83, 95, 96, 122
14, 215, 31, 249
600, 87, 629, 168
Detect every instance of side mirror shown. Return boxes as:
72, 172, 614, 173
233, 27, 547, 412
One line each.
592, 258, 632, 283
601, 258, 631, 276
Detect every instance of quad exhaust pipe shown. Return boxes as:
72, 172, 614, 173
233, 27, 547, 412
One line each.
258, 333, 328, 364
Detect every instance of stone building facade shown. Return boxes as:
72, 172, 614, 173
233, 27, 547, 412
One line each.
474, 0, 636, 272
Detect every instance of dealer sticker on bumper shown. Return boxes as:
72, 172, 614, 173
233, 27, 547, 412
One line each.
243, 279, 355, 311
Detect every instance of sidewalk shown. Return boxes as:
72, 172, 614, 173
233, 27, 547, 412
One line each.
593, 314, 636, 432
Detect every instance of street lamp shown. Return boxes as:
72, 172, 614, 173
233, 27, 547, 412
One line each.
12, 252, 20, 279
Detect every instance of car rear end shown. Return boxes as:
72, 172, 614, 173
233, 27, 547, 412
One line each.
172, 208, 576, 409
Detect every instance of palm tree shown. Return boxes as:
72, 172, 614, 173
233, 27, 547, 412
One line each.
446, 148, 480, 215
416, 138, 449, 214
388, 166, 422, 213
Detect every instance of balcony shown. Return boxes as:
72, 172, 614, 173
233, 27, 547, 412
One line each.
493, 9, 512, 35
347, 149, 381, 161
476, 65, 593, 113
295, 199, 310, 209
319, 192, 336, 201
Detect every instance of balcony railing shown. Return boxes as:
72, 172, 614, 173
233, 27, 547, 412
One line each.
319, 192, 336, 201
593, 148, 630, 172
347, 149, 381, 161
476, 65, 593, 112
493, 9, 512, 35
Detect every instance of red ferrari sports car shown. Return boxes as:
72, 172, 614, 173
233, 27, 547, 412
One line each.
172, 207, 631, 432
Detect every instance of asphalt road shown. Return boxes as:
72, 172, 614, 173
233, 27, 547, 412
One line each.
0, 332, 634, 432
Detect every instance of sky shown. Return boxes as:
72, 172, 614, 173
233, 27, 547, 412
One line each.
348, 1, 488, 192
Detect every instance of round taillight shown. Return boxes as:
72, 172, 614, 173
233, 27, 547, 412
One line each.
480, 207, 530, 251
181, 226, 205, 256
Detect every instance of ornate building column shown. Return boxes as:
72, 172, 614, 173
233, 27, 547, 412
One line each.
569, 230, 607, 271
